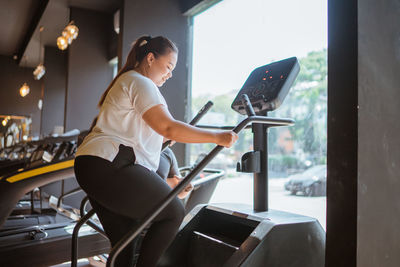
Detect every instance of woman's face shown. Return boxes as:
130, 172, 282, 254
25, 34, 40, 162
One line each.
146, 51, 177, 87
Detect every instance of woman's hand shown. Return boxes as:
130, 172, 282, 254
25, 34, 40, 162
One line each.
162, 137, 176, 147
166, 175, 193, 199
215, 131, 239, 148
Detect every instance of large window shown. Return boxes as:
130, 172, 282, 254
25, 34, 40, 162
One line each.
190, 0, 327, 228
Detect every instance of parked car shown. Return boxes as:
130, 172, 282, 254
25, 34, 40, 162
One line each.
284, 165, 326, 196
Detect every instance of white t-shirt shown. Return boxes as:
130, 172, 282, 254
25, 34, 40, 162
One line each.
76, 70, 167, 171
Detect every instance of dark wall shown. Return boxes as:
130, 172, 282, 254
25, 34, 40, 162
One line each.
327, 0, 400, 266
326, 1, 358, 266
65, 7, 114, 132
41, 46, 67, 135
122, 0, 190, 165
358, 0, 400, 266
0, 55, 42, 136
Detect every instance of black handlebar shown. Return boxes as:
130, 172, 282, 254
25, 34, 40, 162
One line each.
241, 94, 256, 116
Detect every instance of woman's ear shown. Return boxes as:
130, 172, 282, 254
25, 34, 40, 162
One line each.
147, 52, 155, 67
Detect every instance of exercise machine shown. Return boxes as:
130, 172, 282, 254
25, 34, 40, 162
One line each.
106, 57, 325, 267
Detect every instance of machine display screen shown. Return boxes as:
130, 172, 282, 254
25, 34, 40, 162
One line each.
231, 57, 300, 115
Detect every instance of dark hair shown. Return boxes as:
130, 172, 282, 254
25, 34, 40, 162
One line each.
89, 116, 98, 132
98, 35, 178, 108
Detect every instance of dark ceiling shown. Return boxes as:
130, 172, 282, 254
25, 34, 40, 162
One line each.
0, 0, 121, 67
0, 0, 39, 57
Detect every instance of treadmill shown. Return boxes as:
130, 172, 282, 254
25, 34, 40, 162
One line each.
0, 134, 110, 267
105, 57, 325, 267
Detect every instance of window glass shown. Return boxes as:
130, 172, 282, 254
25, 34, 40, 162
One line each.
190, 0, 327, 229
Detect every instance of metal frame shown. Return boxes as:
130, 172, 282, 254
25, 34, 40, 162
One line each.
71, 197, 107, 267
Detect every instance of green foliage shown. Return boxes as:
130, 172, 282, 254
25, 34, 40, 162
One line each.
273, 49, 327, 161
294, 49, 327, 86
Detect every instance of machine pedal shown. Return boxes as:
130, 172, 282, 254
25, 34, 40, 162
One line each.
188, 231, 239, 267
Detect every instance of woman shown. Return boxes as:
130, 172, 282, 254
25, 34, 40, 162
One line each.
74, 35, 238, 267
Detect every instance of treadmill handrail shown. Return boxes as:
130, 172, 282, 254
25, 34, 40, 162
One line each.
106, 115, 295, 267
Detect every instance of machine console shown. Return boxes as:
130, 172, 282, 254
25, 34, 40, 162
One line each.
231, 57, 300, 115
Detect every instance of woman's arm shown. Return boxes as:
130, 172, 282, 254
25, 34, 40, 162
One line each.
142, 104, 237, 147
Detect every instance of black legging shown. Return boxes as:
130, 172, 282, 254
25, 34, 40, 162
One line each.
74, 145, 185, 267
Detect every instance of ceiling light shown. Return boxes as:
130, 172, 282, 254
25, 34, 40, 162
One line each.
33, 63, 46, 80
57, 36, 68, 50
33, 26, 46, 80
19, 83, 30, 97
62, 30, 73, 44
38, 99, 43, 110
19, 56, 30, 98
65, 22, 79, 40
57, 21, 79, 50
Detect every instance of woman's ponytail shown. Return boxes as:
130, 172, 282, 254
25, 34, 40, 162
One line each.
98, 36, 151, 108
98, 35, 178, 108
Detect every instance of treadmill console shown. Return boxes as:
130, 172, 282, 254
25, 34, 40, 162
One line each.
231, 57, 300, 115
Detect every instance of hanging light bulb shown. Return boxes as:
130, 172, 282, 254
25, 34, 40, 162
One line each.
19, 56, 30, 98
19, 83, 30, 97
65, 21, 79, 40
1, 118, 7, 127
38, 99, 43, 110
33, 26, 46, 80
57, 35, 68, 50
56, 21, 79, 50
62, 30, 73, 44
33, 63, 46, 80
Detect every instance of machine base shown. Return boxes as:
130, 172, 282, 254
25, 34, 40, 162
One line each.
158, 203, 325, 267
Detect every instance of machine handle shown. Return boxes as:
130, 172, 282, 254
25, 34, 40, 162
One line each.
241, 94, 256, 116
189, 100, 214, 126
162, 101, 214, 150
